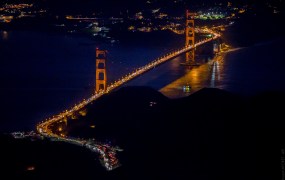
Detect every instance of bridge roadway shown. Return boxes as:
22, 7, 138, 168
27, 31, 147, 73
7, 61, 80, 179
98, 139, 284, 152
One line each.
36, 28, 221, 171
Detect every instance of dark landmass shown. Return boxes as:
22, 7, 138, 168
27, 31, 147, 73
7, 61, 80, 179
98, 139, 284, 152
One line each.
1, 0, 284, 48
66, 87, 285, 180
0, 0, 230, 16
3, 87, 282, 179
4, 0, 283, 16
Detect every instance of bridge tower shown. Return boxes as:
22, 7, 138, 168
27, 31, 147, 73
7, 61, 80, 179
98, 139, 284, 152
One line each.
185, 10, 195, 64
96, 48, 107, 93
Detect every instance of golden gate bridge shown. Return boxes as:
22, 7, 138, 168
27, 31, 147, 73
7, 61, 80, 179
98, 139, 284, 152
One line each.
36, 10, 221, 171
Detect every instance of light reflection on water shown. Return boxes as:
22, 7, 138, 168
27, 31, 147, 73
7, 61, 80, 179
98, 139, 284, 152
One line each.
160, 52, 227, 98
160, 39, 285, 99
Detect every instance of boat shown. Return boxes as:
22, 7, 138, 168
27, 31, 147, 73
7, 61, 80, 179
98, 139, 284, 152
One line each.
183, 84, 191, 93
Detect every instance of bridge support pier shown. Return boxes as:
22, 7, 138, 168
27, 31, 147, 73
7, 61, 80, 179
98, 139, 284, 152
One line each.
96, 49, 107, 93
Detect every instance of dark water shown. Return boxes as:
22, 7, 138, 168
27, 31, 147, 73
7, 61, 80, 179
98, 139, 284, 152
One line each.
1, 30, 285, 132
218, 40, 285, 95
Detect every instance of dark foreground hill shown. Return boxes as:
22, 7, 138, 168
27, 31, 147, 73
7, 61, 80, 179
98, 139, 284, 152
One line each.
1, 87, 284, 179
